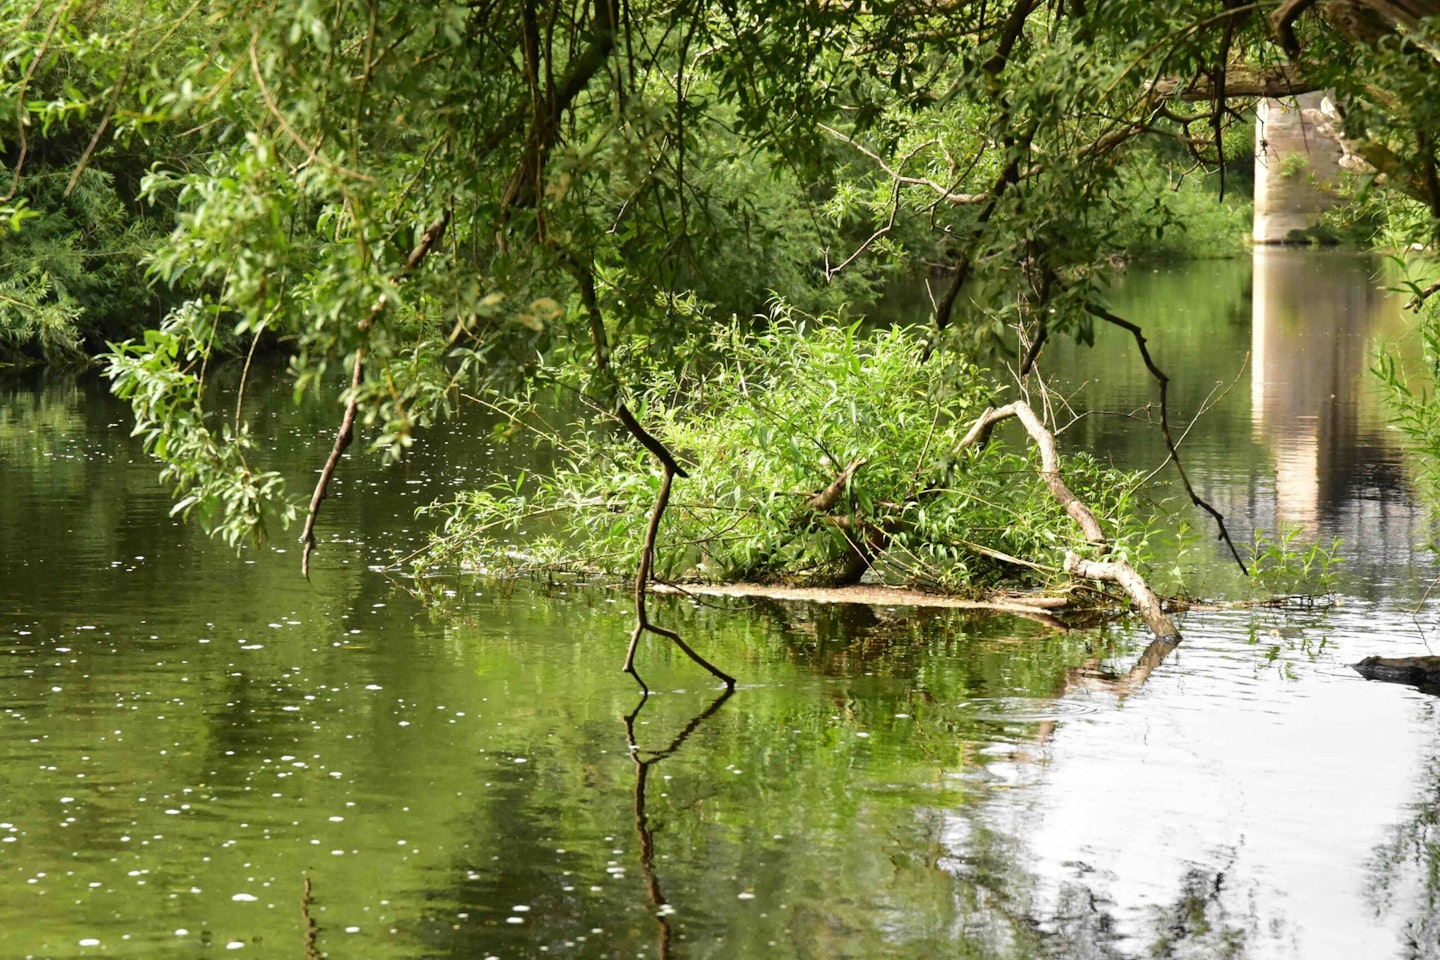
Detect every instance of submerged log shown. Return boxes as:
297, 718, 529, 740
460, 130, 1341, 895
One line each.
1353, 655, 1440, 692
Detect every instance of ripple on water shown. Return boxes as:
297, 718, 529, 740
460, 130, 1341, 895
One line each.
963, 697, 1105, 724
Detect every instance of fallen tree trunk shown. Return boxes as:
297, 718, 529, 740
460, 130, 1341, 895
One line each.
651, 581, 1074, 630
958, 400, 1182, 640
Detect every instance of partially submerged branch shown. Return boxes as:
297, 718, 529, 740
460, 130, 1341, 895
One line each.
623, 463, 736, 693
957, 399, 1181, 639
571, 257, 729, 690
1064, 555, 1179, 641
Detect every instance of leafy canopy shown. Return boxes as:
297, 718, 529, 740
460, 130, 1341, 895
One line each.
1, 0, 1436, 549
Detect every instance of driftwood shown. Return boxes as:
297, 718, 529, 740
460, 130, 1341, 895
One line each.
651, 582, 1073, 630
957, 400, 1181, 640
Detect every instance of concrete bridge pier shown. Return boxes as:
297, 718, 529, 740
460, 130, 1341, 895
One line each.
1253, 93, 1348, 244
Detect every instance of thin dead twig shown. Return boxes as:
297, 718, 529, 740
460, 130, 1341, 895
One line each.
1086, 303, 1249, 575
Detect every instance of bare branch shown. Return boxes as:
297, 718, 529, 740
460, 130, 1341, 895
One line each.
1408, 279, 1440, 311
1085, 304, 1249, 574
622, 463, 736, 692
568, 257, 729, 689
818, 124, 986, 204
806, 457, 868, 511
1149, 61, 1320, 101
1064, 554, 1180, 640
957, 401, 1107, 543
956, 399, 1181, 639
1270, 0, 1321, 56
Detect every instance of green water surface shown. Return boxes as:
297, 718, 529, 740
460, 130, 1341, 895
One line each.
3, 250, 1440, 959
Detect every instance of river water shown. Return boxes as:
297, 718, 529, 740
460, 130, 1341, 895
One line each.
1, 248, 1439, 959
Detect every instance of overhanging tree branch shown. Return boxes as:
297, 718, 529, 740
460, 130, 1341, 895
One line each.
568, 258, 732, 691
1149, 61, 1321, 100
1085, 303, 1249, 575
299, 211, 449, 577
1271, 0, 1321, 57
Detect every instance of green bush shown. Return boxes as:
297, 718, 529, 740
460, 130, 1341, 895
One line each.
421, 309, 1155, 593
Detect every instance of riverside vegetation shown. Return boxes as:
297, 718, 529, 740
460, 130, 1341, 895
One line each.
4, 1, 1440, 670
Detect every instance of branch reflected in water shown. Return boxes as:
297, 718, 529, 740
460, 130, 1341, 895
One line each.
1062, 636, 1181, 699
623, 689, 735, 960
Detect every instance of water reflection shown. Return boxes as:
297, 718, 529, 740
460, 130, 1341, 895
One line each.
1250, 248, 1411, 536
1366, 708, 1440, 958
1053, 248, 1430, 595
624, 690, 733, 959
1059, 636, 1180, 700
6, 256, 1440, 959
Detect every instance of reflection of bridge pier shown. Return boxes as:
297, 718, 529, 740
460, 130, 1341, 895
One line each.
1050, 249, 1426, 586
1246, 248, 1419, 559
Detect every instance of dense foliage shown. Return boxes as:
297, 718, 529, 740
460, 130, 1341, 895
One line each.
2, 0, 1438, 586
423, 312, 1156, 588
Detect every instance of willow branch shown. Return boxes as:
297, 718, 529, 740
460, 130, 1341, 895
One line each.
1, 1, 67, 202
65, 0, 146, 197
806, 457, 867, 511
818, 125, 986, 205
299, 212, 449, 576
928, 134, 1030, 351
248, 35, 375, 183
1149, 61, 1320, 101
